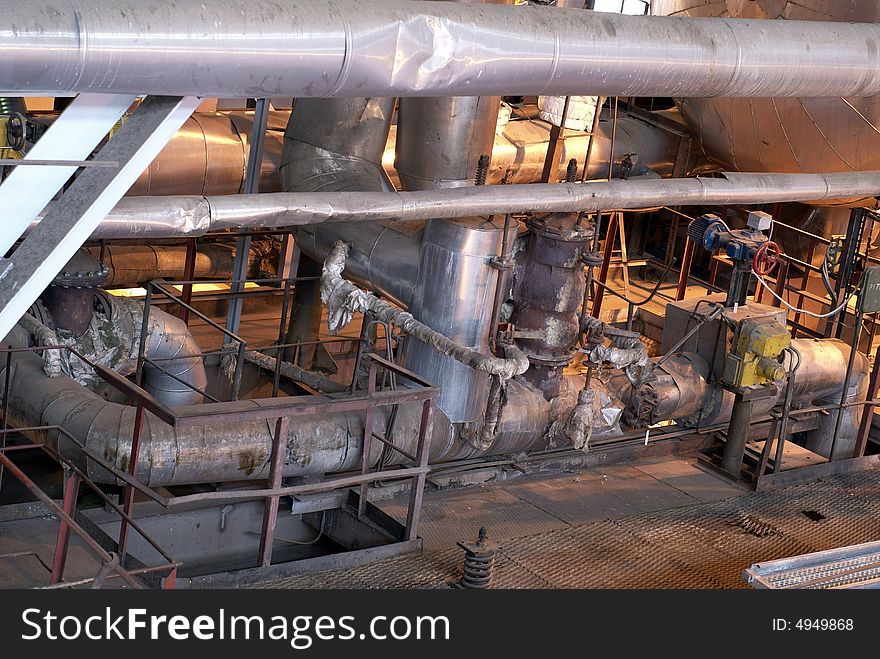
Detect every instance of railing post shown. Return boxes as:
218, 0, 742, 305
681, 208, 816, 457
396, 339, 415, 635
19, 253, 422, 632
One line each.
258, 415, 290, 567
405, 399, 435, 542
49, 468, 81, 584
118, 403, 145, 562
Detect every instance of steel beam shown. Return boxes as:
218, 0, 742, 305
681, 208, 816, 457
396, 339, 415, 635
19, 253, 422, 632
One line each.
225, 98, 269, 340
0, 95, 200, 342
0, 93, 136, 256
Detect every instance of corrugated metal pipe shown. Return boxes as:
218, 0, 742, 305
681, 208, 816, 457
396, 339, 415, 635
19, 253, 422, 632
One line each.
7, 0, 880, 98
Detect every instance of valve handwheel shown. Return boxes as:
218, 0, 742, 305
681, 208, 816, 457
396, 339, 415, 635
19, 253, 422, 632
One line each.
5, 112, 26, 152
753, 240, 780, 276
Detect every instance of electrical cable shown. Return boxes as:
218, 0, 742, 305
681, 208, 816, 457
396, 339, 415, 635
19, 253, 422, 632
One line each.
754, 268, 854, 318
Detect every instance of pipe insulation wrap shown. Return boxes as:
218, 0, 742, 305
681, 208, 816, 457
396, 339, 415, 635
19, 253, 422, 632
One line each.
320, 241, 530, 379
50, 171, 880, 240
7, 1, 880, 97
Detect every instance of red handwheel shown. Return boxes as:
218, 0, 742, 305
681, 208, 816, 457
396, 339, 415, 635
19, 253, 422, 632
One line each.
753, 241, 780, 276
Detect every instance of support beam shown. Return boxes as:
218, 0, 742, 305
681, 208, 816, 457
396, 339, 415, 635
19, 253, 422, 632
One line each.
0, 95, 200, 342
225, 98, 269, 339
0, 93, 136, 255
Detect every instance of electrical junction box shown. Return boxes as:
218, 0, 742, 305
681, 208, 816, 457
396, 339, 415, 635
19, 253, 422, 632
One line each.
662, 294, 787, 380
858, 266, 880, 314
746, 210, 772, 232
721, 317, 790, 389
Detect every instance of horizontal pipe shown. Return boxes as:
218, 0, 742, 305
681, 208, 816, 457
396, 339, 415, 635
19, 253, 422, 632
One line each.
53, 171, 880, 240
6, 1, 880, 98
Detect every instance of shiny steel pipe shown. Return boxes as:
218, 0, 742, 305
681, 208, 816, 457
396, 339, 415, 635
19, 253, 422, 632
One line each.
67, 171, 880, 240
7, 1, 880, 98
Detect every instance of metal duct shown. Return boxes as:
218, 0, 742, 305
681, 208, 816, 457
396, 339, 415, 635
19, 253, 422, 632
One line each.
68, 171, 880, 240
135, 297, 208, 407
396, 96, 502, 189
620, 338, 868, 460
85, 241, 276, 288
396, 220, 514, 421
788, 340, 869, 460
487, 113, 681, 185
117, 109, 672, 198
126, 112, 281, 197
7, 1, 880, 98
281, 97, 422, 306
0, 319, 864, 485
25, 292, 207, 408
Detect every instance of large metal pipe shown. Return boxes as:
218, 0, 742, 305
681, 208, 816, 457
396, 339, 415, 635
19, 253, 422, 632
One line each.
68, 171, 880, 241
281, 97, 422, 307
119, 110, 672, 198
127, 112, 285, 197
7, 1, 880, 98
396, 96, 502, 189
84, 241, 276, 288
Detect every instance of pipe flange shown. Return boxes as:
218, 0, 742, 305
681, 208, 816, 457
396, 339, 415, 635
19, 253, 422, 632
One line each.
51, 249, 109, 289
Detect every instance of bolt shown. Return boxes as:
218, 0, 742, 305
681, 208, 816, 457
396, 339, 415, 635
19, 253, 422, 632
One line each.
477, 526, 488, 547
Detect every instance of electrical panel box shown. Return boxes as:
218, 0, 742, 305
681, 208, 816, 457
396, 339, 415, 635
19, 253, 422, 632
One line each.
858, 266, 880, 314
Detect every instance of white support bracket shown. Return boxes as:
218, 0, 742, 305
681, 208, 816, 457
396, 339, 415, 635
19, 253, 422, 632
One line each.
0, 95, 201, 342
0, 93, 137, 255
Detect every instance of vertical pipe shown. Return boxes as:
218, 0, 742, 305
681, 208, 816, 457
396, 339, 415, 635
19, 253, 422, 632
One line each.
722, 394, 752, 477
258, 415, 289, 567
283, 256, 324, 366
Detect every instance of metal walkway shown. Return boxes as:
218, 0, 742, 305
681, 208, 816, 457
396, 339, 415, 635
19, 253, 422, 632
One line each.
248, 466, 880, 589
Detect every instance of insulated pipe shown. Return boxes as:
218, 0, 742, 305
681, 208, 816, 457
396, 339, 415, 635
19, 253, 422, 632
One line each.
138, 300, 208, 407
84, 241, 275, 288
69, 171, 880, 241
280, 97, 422, 307
396, 97, 502, 189
321, 241, 530, 380
7, 1, 880, 98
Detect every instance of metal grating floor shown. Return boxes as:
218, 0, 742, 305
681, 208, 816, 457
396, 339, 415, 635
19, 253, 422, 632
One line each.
249, 462, 880, 589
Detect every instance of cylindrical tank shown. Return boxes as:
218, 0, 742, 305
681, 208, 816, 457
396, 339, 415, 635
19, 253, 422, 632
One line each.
403, 216, 511, 423
654, 0, 880, 208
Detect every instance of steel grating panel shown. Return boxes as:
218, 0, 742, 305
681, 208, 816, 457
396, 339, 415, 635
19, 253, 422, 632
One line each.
503, 466, 700, 526
244, 465, 880, 589
254, 549, 462, 590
